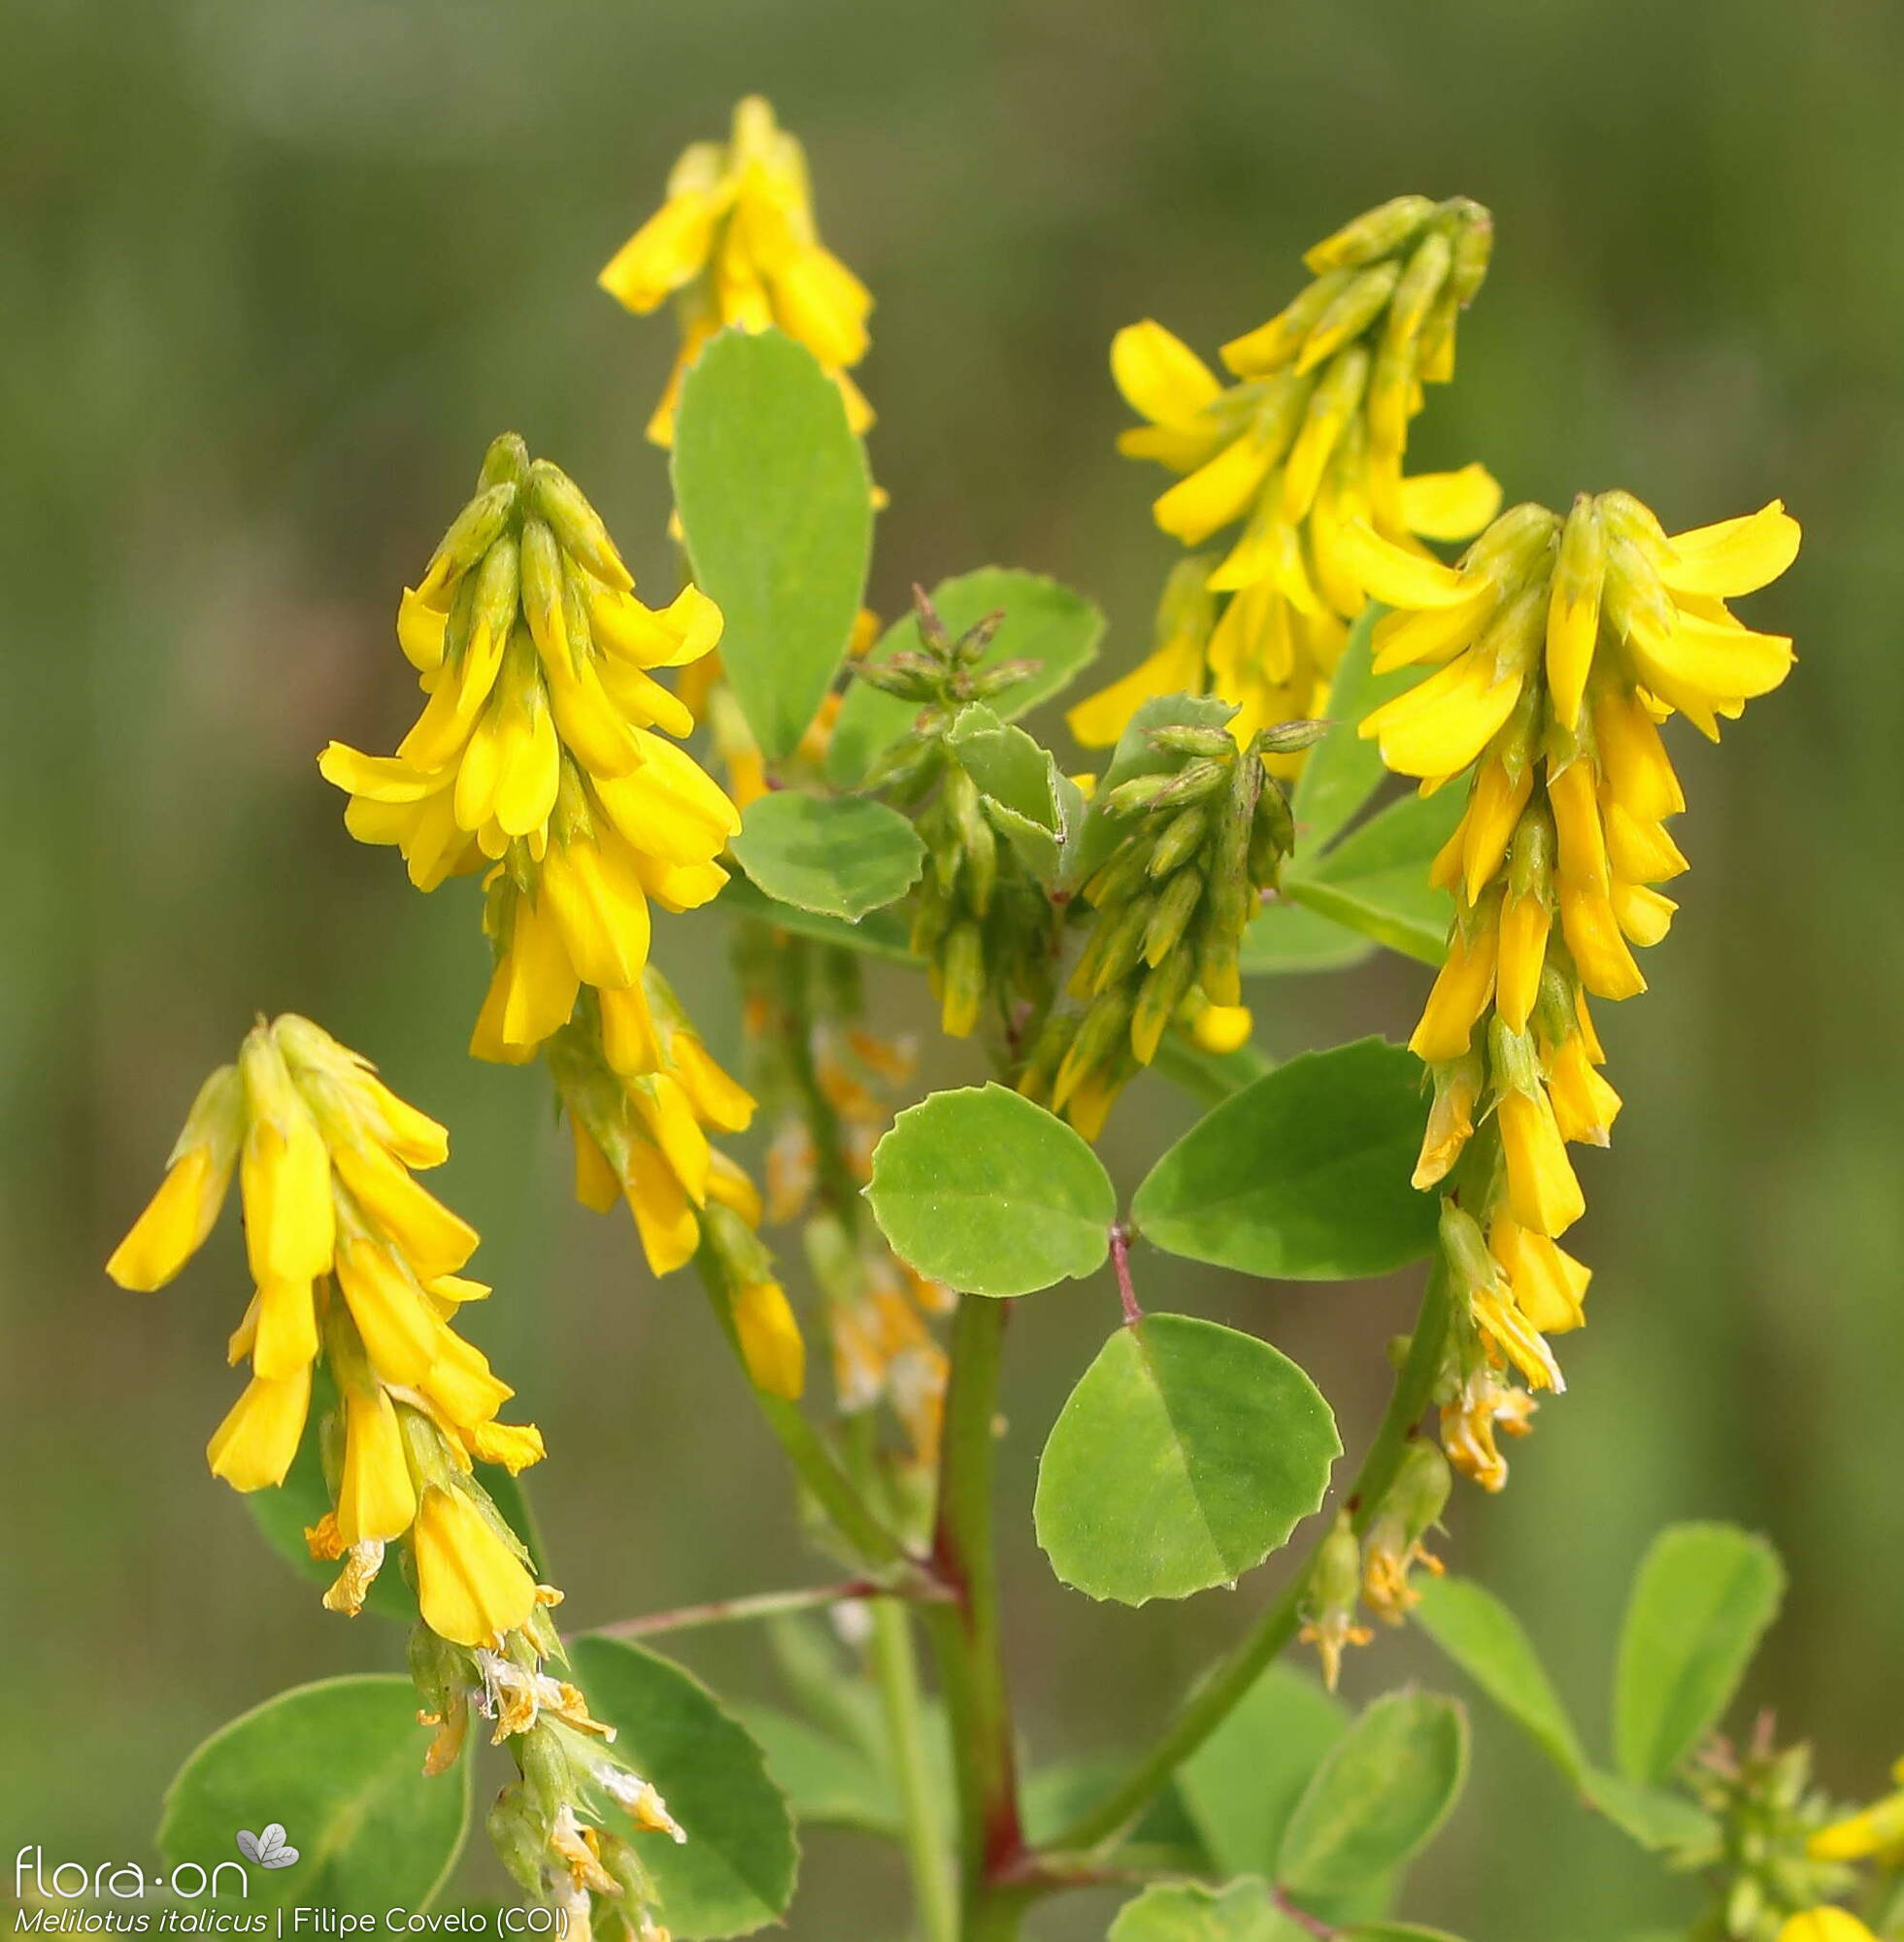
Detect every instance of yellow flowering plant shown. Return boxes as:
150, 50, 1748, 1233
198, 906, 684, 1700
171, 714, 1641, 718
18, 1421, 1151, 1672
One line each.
100, 92, 1898, 1942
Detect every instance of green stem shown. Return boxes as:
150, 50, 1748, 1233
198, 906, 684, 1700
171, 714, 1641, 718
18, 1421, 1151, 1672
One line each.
870, 1596, 960, 1942
1041, 1255, 1456, 1856
592, 1574, 946, 1642
924, 1293, 1025, 1937
773, 934, 863, 1230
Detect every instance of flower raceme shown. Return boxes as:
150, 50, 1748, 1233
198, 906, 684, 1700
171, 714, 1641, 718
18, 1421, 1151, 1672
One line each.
599, 94, 873, 446
107, 1014, 547, 1645
108, 1018, 686, 1936
318, 434, 740, 1077
1071, 193, 1502, 755
1355, 490, 1799, 1481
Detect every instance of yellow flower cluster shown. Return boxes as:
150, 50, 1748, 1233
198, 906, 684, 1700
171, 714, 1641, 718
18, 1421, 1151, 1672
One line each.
1354, 491, 1799, 1484
319, 434, 740, 1079
109, 1019, 687, 1932
1072, 194, 1501, 754
1810, 1756, 1904, 1866
599, 94, 873, 446
108, 1016, 549, 1646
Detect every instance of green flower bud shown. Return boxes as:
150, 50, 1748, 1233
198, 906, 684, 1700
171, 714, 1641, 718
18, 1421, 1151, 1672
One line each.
1146, 723, 1236, 758
1304, 194, 1438, 275
1443, 198, 1495, 307
486, 1783, 547, 1898
479, 431, 530, 491
940, 921, 986, 1037
1147, 805, 1209, 880
528, 458, 632, 590
1256, 718, 1329, 755
421, 482, 517, 598
1131, 944, 1196, 1063
1143, 868, 1204, 969
1387, 228, 1453, 346
1297, 264, 1400, 374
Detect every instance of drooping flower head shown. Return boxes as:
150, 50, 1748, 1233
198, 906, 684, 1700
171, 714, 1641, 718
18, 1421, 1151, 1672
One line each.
599, 95, 873, 446
1073, 194, 1501, 754
319, 433, 740, 1076
1356, 490, 1798, 1481
109, 1018, 684, 1931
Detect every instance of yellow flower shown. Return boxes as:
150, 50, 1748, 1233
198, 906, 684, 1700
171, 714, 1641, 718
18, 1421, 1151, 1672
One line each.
1777, 1914, 1879, 1942
322, 435, 738, 1071
411, 1484, 539, 1650
1810, 1758, 1904, 1862
1368, 487, 1796, 1456
549, 976, 757, 1277
730, 1280, 806, 1400
206, 1367, 312, 1491
599, 95, 873, 445
1075, 197, 1498, 753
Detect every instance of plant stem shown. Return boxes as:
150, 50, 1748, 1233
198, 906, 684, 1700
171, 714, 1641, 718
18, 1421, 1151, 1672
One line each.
592, 1574, 947, 1642
774, 934, 863, 1230
924, 1292, 1025, 1938
870, 1595, 960, 1942
1040, 1255, 1456, 1856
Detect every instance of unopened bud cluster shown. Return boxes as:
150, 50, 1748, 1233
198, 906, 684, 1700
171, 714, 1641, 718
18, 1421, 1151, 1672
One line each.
1354, 490, 1799, 1487
1020, 712, 1304, 1138
109, 1021, 683, 1932
1072, 193, 1500, 757
1687, 1729, 1859, 1941
861, 597, 1055, 1041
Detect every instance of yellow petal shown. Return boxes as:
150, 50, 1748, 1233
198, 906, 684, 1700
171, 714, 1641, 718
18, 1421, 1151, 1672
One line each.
1360, 651, 1522, 781
668, 1033, 756, 1132
598, 190, 720, 314
1497, 1087, 1586, 1237
207, 1367, 312, 1492
569, 1117, 622, 1214
1152, 435, 1274, 546
338, 1387, 418, 1545
1370, 586, 1497, 675
624, 1140, 701, 1276
1614, 880, 1677, 948
495, 894, 581, 1051
1111, 320, 1223, 427
251, 1277, 318, 1381
706, 1150, 763, 1228
1408, 922, 1497, 1062
411, 1485, 537, 1649
1333, 519, 1473, 609
335, 1236, 444, 1387
1398, 463, 1501, 542
1495, 892, 1552, 1035
632, 1073, 712, 1205
420, 1327, 515, 1428
330, 1143, 479, 1282
1658, 501, 1801, 598
107, 1146, 231, 1291
732, 1280, 806, 1400
1775, 1913, 1880, 1942
1558, 884, 1648, 1001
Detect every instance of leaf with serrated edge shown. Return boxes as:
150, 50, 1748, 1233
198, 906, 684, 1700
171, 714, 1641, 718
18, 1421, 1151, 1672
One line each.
1035, 1314, 1340, 1605
1133, 1039, 1436, 1280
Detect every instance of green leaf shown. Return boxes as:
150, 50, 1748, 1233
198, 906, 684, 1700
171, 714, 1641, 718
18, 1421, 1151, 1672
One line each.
1132, 1038, 1437, 1280
1034, 1313, 1340, 1605
1180, 1664, 1349, 1878
1071, 691, 1237, 885
572, 1637, 798, 1939
1148, 1034, 1277, 1107
865, 1083, 1117, 1297
1284, 787, 1461, 966
1240, 898, 1378, 977
673, 328, 873, 760
1277, 1691, 1469, 1898
827, 568, 1104, 786
157, 1675, 470, 1910
1582, 1769, 1721, 1858
730, 1702, 904, 1838
728, 790, 925, 921
1289, 605, 1392, 852
718, 875, 918, 962
1613, 1523, 1786, 1785
1412, 1573, 1587, 1784
1109, 1879, 1304, 1942
947, 704, 1081, 887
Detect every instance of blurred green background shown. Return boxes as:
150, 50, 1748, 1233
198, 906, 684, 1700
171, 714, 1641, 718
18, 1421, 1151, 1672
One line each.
6, 0, 1900, 1934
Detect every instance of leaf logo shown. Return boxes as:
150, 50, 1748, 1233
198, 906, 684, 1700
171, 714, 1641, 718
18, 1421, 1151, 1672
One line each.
235, 1825, 300, 1869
